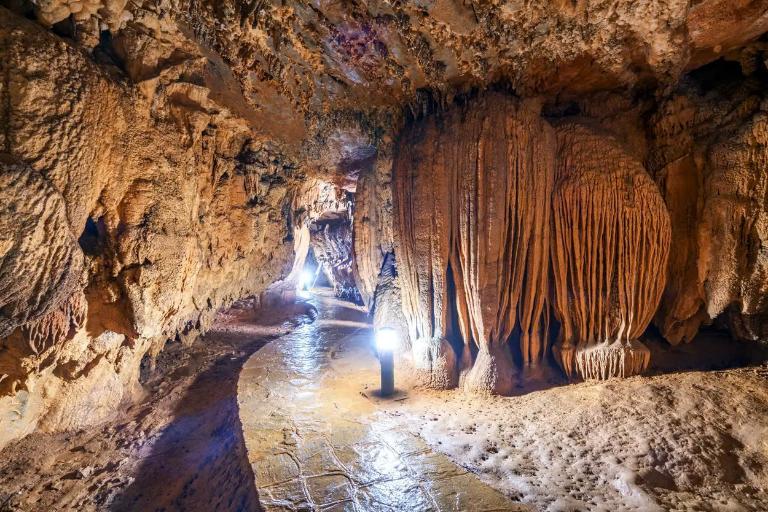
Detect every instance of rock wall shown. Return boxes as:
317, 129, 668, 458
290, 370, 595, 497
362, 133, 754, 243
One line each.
0, 11, 300, 448
451, 98, 555, 394
649, 70, 768, 344
353, 152, 395, 309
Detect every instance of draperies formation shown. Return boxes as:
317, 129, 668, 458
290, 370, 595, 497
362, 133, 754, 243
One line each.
392, 95, 670, 393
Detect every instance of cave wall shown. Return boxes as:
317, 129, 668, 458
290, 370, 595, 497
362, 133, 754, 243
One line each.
648, 73, 768, 344
0, 12, 300, 447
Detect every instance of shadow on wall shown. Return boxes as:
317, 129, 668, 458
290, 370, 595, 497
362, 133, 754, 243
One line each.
111, 329, 269, 512
645, 322, 768, 376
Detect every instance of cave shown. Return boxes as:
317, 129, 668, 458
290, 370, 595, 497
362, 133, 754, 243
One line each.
2, 1, 768, 510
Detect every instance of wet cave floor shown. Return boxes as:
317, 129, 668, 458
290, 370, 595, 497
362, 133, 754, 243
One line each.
237, 292, 527, 511
0, 291, 766, 511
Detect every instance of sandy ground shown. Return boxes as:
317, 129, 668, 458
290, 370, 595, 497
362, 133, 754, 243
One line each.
0, 297, 315, 511
389, 363, 768, 512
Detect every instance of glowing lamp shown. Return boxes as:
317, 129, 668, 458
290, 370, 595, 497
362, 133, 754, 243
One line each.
375, 328, 398, 396
375, 327, 399, 353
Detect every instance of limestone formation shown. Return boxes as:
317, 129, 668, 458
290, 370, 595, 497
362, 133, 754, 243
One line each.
392, 110, 458, 389
649, 77, 768, 344
393, 94, 556, 394
450, 96, 555, 394
551, 122, 671, 380
0, 12, 299, 446
353, 153, 395, 309
371, 253, 409, 355
0, 156, 84, 340
309, 212, 362, 304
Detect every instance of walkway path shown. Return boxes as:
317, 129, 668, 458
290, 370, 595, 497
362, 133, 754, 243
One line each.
237, 293, 529, 512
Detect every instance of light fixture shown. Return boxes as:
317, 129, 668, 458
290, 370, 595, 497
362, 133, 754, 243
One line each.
375, 327, 399, 353
375, 327, 399, 396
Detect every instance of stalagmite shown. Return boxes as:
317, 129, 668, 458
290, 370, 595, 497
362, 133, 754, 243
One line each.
552, 122, 671, 380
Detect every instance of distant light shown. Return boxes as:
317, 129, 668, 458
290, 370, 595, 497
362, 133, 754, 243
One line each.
298, 269, 314, 292
375, 328, 399, 353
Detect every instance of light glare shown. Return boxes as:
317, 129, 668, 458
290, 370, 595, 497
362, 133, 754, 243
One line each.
375, 328, 399, 353
297, 269, 314, 292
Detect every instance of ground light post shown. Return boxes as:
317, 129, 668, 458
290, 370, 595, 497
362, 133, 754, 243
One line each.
375, 328, 398, 397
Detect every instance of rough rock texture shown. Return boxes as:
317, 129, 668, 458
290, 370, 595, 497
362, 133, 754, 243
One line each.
392, 104, 458, 389
308, 211, 362, 304
0, 156, 84, 342
0, 11, 300, 448
552, 122, 671, 380
391, 97, 675, 389
649, 73, 768, 345
393, 94, 556, 394
2, 0, 768, 450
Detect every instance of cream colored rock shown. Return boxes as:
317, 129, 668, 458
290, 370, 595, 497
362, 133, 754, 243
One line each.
0, 155, 84, 341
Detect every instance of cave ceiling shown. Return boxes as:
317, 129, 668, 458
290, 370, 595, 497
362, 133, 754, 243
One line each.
21, 0, 768, 179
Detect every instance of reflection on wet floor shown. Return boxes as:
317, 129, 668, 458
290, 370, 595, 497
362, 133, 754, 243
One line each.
237, 293, 529, 511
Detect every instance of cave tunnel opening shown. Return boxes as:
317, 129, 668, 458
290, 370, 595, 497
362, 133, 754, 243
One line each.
302, 246, 331, 290
78, 216, 107, 257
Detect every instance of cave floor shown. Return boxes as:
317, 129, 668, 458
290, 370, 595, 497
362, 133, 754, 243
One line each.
238, 292, 529, 511
237, 292, 768, 512
1, 292, 766, 512
0, 298, 314, 511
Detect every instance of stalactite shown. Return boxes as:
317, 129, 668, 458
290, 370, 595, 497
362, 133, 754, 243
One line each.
392, 93, 555, 393
450, 96, 556, 395
552, 122, 671, 380
353, 155, 394, 309
392, 114, 458, 389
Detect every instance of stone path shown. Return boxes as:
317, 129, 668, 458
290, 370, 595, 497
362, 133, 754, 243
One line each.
237, 293, 530, 512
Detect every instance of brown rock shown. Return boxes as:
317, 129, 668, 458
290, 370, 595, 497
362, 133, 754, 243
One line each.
551, 122, 670, 380
393, 93, 555, 394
